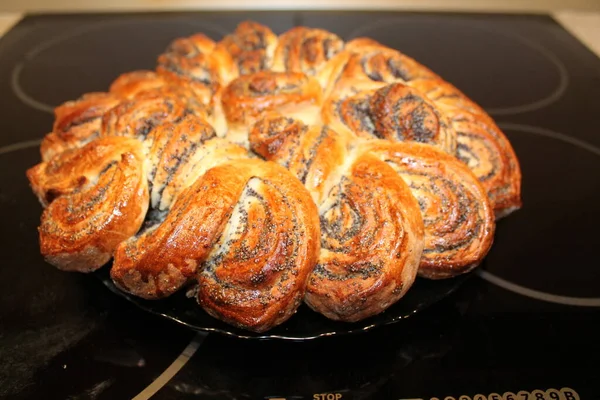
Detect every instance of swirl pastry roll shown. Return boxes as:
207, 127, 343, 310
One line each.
100, 91, 187, 139
319, 38, 438, 98
26, 137, 149, 272
250, 115, 424, 322
145, 115, 249, 220
407, 78, 522, 217
155, 33, 229, 133
109, 70, 220, 134
156, 39, 221, 107
109, 70, 168, 98
111, 159, 320, 332
323, 82, 457, 154
364, 140, 495, 279
221, 71, 323, 146
163, 33, 216, 58
319, 39, 522, 217
272, 27, 344, 76
408, 78, 488, 116
341, 38, 438, 82
212, 21, 278, 83
449, 110, 522, 218
41, 92, 122, 161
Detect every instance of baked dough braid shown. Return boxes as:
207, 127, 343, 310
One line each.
156, 35, 221, 108
145, 115, 248, 220
109, 71, 210, 120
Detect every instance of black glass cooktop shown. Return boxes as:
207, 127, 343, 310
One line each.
1, 11, 599, 400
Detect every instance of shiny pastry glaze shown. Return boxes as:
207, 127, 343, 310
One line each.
100, 91, 187, 139
364, 140, 495, 278
27, 137, 148, 272
145, 115, 248, 214
221, 71, 323, 126
324, 82, 457, 154
212, 21, 278, 80
272, 27, 345, 76
319, 37, 521, 217
26, 20, 523, 332
41, 92, 122, 161
111, 159, 320, 332
250, 115, 424, 322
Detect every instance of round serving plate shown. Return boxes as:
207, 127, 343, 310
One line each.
94, 268, 469, 341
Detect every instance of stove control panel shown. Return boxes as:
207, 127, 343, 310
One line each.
427, 387, 580, 400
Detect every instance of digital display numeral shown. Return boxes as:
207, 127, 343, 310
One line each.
425, 387, 580, 400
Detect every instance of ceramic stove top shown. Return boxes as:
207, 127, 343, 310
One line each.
0, 11, 599, 400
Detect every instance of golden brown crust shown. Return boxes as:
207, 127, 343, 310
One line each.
330, 38, 439, 88
272, 27, 344, 76
403, 78, 522, 217
323, 82, 457, 154
307, 151, 424, 321
109, 70, 168, 98
449, 109, 522, 218
41, 92, 122, 161
220, 70, 323, 146
319, 37, 522, 217
145, 115, 248, 213
250, 115, 424, 321
164, 33, 216, 57
364, 140, 496, 278
212, 21, 278, 81
100, 91, 187, 139
27, 21, 524, 331
110, 71, 218, 132
27, 137, 148, 272
409, 78, 488, 116
111, 159, 320, 333
156, 45, 221, 108
221, 71, 322, 126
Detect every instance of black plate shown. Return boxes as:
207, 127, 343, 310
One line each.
94, 268, 469, 340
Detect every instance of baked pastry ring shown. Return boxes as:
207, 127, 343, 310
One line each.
26, 20, 523, 332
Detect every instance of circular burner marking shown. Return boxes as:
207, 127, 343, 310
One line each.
132, 333, 206, 400
346, 18, 569, 116
11, 19, 228, 114
11, 63, 54, 113
477, 123, 600, 307
0, 139, 42, 155
476, 269, 600, 307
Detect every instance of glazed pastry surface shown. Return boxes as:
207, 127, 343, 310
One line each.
26, 21, 522, 331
